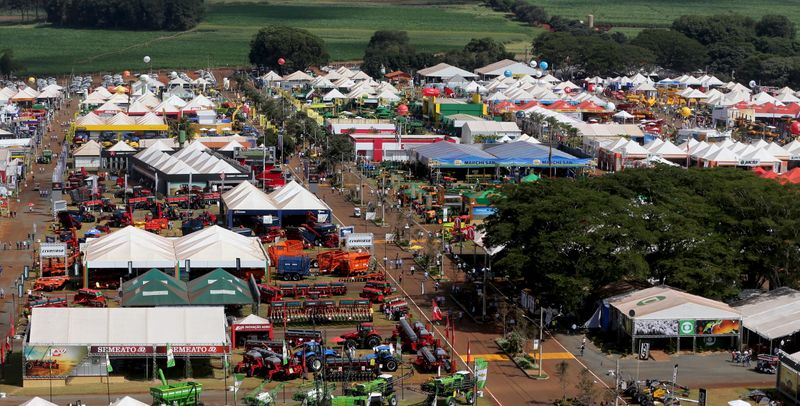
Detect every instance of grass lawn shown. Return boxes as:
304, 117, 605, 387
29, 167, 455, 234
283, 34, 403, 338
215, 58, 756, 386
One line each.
0, 1, 538, 74
529, 0, 800, 31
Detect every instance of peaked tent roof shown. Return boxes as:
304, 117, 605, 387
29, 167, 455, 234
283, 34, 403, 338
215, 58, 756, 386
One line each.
173, 225, 268, 268
73, 140, 103, 156
107, 140, 137, 153
222, 180, 278, 211
122, 268, 185, 294
121, 277, 190, 307
417, 63, 477, 78
110, 396, 150, 406
85, 226, 177, 268
187, 268, 249, 292
19, 397, 59, 406
269, 180, 331, 211
188, 278, 254, 305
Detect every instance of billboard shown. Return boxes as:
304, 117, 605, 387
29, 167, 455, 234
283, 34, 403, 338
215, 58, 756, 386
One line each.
24, 346, 88, 378
633, 320, 678, 336
779, 363, 798, 401
695, 320, 740, 335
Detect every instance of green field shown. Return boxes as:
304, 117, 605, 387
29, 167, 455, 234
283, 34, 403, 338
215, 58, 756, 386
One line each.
531, 0, 800, 31
0, 0, 538, 74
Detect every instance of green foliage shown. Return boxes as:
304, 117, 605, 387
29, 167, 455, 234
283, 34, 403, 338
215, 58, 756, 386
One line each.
575, 368, 595, 406
43, 0, 204, 30
362, 31, 417, 78
485, 0, 548, 27
631, 29, 708, 72
249, 25, 329, 71
756, 14, 797, 39
484, 167, 800, 314
555, 360, 570, 400
442, 37, 515, 71
513, 355, 536, 369
0, 49, 21, 76
533, 32, 654, 77
672, 13, 756, 45
707, 41, 756, 74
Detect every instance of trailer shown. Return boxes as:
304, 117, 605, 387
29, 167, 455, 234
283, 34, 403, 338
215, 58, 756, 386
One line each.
150, 368, 203, 406
276, 256, 312, 281
414, 346, 452, 374
322, 357, 381, 381
394, 318, 435, 352
267, 240, 305, 265
317, 251, 372, 276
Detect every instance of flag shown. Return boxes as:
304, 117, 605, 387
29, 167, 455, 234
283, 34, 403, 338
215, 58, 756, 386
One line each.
166, 343, 175, 368
444, 316, 450, 339
223, 354, 230, 372
432, 299, 443, 321
475, 358, 488, 389
282, 340, 288, 365
106, 353, 113, 373
466, 341, 472, 364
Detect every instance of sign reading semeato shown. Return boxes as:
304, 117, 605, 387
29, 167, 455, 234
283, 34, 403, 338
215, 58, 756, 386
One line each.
40, 242, 67, 258
345, 232, 374, 249
90, 345, 228, 355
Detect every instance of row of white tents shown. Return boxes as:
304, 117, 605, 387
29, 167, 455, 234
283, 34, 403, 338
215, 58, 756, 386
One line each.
0, 84, 63, 105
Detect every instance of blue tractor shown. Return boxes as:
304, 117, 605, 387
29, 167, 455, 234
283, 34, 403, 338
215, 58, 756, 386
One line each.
294, 341, 339, 372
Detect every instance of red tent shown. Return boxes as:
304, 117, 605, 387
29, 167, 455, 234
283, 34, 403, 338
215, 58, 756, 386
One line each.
781, 167, 800, 184
545, 100, 576, 111
492, 100, 518, 113
576, 100, 606, 112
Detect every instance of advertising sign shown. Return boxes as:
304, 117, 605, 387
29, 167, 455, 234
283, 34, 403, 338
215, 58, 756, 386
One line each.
695, 320, 740, 335
345, 233, 374, 249
24, 346, 88, 378
639, 342, 650, 360
678, 320, 695, 336
633, 320, 678, 336
40, 243, 67, 258
779, 363, 798, 400
90, 345, 228, 355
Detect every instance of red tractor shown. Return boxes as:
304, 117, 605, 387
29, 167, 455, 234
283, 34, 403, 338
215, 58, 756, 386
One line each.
394, 317, 436, 352
73, 288, 107, 307
360, 287, 386, 303
339, 322, 383, 350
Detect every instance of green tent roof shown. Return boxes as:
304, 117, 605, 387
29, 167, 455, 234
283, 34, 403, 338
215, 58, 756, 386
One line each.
188, 279, 254, 305
121, 280, 190, 307
466, 190, 499, 205
122, 269, 185, 294
188, 268, 249, 293
521, 173, 541, 183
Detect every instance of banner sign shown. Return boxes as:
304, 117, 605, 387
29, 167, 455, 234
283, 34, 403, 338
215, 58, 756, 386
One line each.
233, 324, 271, 332
40, 243, 67, 258
24, 345, 88, 378
90, 345, 228, 355
475, 358, 489, 389
345, 233, 374, 249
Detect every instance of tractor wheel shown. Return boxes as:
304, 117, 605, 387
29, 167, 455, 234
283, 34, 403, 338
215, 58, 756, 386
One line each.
346, 339, 358, 350
466, 391, 475, 405
311, 259, 319, 268
384, 359, 398, 372
388, 394, 398, 406
291, 273, 301, 281
367, 336, 381, 347
308, 356, 323, 372
447, 397, 456, 406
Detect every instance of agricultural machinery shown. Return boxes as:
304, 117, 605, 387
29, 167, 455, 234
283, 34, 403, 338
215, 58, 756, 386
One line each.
33, 276, 70, 291
235, 347, 304, 380
420, 371, 477, 406
322, 356, 381, 382
394, 318, 435, 352
268, 300, 372, 324
340, 374, 398, 406
295, 342, 339, 372
285, 329, 324, 347
339, 323, 383, 350
316, 250, 372, 276
296, 223, 339, 248
414, 346, 452, 374
268, 240, 305, 265
276, 255, 312, 281
291, 382, 335, 406
150, 368, 203, 406
364, 280, 395, 295
72, 288, 106, 307
363, 345, 400, 372
360, 287, 387, 303
27, 293, 67, 310
243, 381, 284, 406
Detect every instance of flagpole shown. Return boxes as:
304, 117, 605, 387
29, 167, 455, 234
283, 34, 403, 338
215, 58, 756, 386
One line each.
224, 353, 229, 406
106, 353, 111, 405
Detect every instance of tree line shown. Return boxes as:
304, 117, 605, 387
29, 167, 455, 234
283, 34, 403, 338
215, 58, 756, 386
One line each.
483, 167, 800, 315
43, 0, 205, 30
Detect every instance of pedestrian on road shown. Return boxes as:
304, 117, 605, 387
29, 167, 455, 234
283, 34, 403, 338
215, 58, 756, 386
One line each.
580, 343, 585, 357
424, 271, 429, 281
383, 257, 388, 269
0, 288, 4, 299
421, 281, 425, 295
410, 265, 415, 275
434, 281, 440, 291
399, 275, 403, 285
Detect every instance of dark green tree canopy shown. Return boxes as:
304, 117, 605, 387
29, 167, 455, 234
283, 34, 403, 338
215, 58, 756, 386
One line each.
249, 25, 329, 72
361, 30, 418, 78
443, 37, 514, 71
0, 49, 21, 76
484, 167, 800, 314
533, 32, 654, 77
672, 13, 756, 45
631, 29, 708, 72
756, 14, 797, 39
43, 0, 203, 30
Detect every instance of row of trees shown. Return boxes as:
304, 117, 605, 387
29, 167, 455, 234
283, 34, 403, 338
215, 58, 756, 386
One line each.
484, 0, 548, 27
484, 167, 800, 315
43, 0, 205, 30
0, 0, 46, 21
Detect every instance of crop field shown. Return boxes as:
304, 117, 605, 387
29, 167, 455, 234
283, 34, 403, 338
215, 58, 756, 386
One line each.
530, 0, 800, 31
0, 0, 537, 74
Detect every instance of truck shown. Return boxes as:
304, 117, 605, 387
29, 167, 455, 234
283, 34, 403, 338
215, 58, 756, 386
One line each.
339, 323, 383, 350
420, 371, 477, 406
316, 250, 372, 276
150, 368, 204, 406
276, 255, 312, 281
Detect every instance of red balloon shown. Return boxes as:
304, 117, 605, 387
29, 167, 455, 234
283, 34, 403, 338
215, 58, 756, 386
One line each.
564, 87, 572, 94
588, 84, 595, 92
278, 58, 286, 66
422, 87, 440, 97
791, 121, 800, 135
396, 104, 409, 116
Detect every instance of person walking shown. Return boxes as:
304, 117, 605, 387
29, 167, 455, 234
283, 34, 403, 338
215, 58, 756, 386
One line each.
410, 265, 415, 275
580, 343, 585, 357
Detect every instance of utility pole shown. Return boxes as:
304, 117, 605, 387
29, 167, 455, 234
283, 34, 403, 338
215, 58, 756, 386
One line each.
538, 306, 544, 377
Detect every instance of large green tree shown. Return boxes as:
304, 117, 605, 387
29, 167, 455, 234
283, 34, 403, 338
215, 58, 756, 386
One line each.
631, 29, 708, 72
361, 30, 418, 78
484, 167, 800, 314
249, 25, 329, 72
0, 49, 21, 77
672, 13, 756, 45
756, 14, 797, 39
443, 37, 515, 71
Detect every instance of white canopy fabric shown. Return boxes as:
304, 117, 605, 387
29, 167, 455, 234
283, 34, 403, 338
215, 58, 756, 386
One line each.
85, 226, 176, 268
73, 140, 103, 157
269, 180, 331, 211
107, 140, 137, 153
734, 288, 800, 340
19, 397, 59, 406
111, 397, 149, 406
613, 110, 635, 119
223, 181, 278, 211
173, 225, 267, 268
28, 307, 227, 346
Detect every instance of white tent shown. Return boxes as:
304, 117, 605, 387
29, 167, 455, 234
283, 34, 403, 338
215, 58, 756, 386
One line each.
613, 110, 635, 120
269, 180, 330, 211
19, 397, 58, 406
322, 89, 346, 101
111, 396, 149, 406
107, 140, 137, 153
283, 71, 313, 82
174, 225, 268, 268
649, 140, 687, 158
752, 91, 779, 105
222, 180, 278, 211
85, 226, 177, 268
260, 71, 282, 82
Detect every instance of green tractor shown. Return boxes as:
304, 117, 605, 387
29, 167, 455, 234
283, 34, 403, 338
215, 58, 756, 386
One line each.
342, 374, 397, 406
149, 368, 203, 406
420, 371, 477, 406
